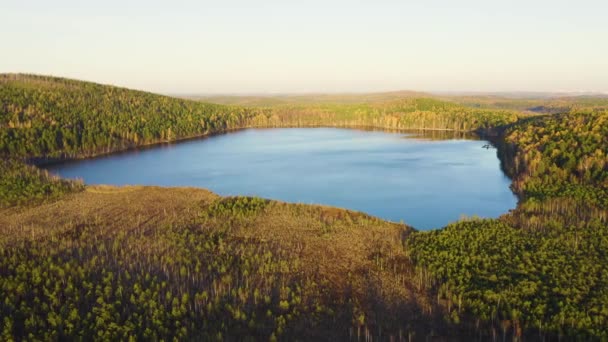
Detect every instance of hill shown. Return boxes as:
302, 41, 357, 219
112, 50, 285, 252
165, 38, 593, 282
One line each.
0, 74, 519, 160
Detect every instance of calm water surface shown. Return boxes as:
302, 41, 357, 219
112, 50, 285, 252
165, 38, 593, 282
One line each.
46, 128, 517, 229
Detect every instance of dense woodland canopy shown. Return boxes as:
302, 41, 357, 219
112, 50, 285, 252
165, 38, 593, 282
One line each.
0, 74, 251, 158
504, 111, 608, 206
0, 74, 518, 159
406, 109, 608, 340
1, 74, 607, 340
0, 159, 83, 207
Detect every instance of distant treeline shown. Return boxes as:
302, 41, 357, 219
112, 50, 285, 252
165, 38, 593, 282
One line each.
446, 95, 608, 114
0, 74, 519, 159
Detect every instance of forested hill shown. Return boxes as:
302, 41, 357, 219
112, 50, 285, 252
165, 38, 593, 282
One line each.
504, 111, 608, 207
407, 110, 608, 340
0, 74, 519, 160
0, 74, 254, 158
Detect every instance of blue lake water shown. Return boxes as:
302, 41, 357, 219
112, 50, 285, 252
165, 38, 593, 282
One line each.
45, 128, 518, 229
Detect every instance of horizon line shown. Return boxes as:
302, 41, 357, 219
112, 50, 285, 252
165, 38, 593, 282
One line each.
3, 72, 608, 98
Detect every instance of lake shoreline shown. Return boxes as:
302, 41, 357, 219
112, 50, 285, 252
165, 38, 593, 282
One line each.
28, 125, 482, 167
43, 127, 518, 229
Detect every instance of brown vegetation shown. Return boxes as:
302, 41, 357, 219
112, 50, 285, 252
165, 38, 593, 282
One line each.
0, 186, 456, 340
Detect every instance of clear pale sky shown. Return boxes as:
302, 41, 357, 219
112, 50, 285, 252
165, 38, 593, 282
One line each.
2, 0, 607, 94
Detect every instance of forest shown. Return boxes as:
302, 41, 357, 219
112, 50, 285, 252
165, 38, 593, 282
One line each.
0, 158, 83, 207
1, 74, 607, 340
407, 109, 608, 339
0, 74, 519, 160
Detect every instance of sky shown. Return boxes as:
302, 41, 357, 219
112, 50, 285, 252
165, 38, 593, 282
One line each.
2, 0, 608, 94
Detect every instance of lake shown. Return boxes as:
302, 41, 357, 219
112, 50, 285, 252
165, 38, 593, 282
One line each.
45, 128, 517, 229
